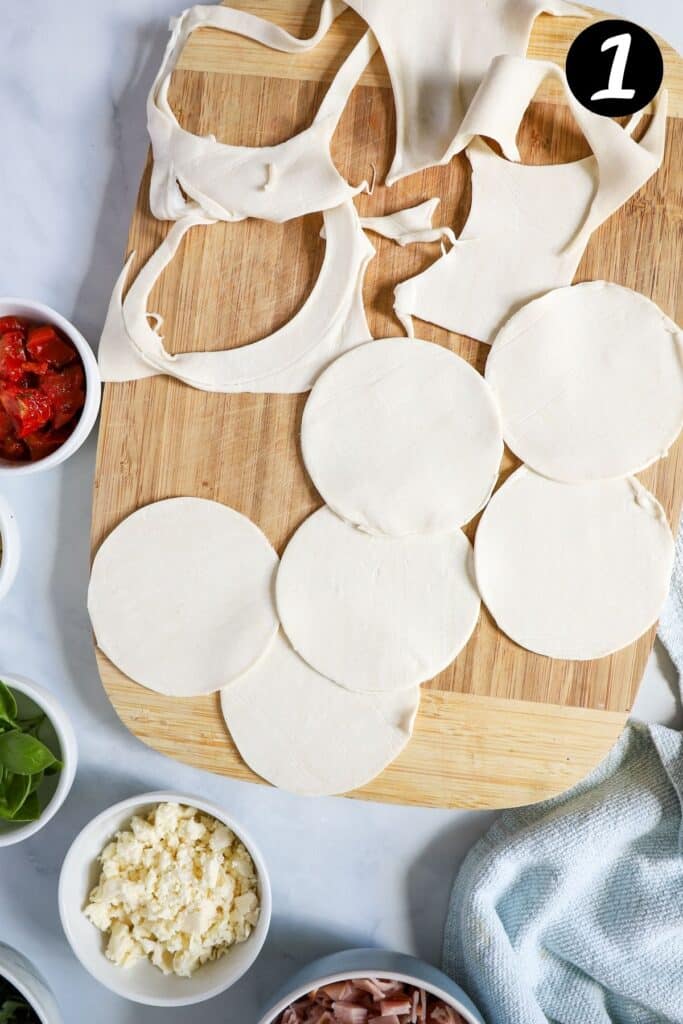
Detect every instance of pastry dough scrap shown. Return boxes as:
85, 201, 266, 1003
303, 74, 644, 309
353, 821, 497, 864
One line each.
301, 338, 503, 535
99, 191, 464, 389
220, 631, 419, 797
486, 283, 683, 482
99, 203, 375, 392
474, 468, 674, 661
88, 498, 279, 696
394, 56, 668, 343
276, 507, 481, 692
148, 2, 376, 222
360, 198, 455, 246
345, 0, 587, 184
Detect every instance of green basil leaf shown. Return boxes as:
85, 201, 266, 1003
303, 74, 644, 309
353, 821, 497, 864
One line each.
0, 773, 30, 820
4, 774, 31, 817
16, 713, 45, 737
0, 1001, 29, 1024
0, 683, 17, 726
9, 792, 40, 822
28, 771, 44, 795
44, 761, 62, 777
0, 731, 57, 775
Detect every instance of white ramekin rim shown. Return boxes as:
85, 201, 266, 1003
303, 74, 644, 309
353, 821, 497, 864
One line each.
261, 970, 481, 1024
257, 950, 484, 1024
58, 790, 272, 1007
0, 494, 20, 601
0, 297, 101, 477
0, 941, 63, 1024
0, 673, 78, 847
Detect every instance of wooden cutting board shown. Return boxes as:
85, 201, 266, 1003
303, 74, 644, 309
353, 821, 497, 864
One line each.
91, 1, 683, 809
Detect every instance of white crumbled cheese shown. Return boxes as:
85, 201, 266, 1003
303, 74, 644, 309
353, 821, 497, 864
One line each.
84, 802, 260, 978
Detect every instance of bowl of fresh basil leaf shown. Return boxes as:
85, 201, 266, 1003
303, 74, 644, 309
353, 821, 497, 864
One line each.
0, 942, 63, 1023
0, 674, 77, 847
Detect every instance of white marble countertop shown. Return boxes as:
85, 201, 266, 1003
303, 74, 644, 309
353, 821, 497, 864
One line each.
0, 2, 681, 1020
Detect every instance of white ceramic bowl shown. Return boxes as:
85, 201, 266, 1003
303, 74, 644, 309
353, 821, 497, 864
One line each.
58, 791, 272, 1007
0, 942, 63, 1024
0, 674, 78, 847
0, 297, 101, 476
0, 494, 20, 601
258, 949, 485, 1024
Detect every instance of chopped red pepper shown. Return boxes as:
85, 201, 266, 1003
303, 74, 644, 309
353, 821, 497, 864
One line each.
26, 325, 77, 368
24, 424, 73, 461
22, 360, 50, 377
0, 316, 87, 462
0, 432, 27, 461
0, 316, 26, 334
39, 364, 85, 430
0, 385, 53, 439
0, 406, 24, 461
0, 332, 27, 384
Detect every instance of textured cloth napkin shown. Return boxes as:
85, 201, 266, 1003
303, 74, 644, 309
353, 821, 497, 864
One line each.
443, 722, 683, 1024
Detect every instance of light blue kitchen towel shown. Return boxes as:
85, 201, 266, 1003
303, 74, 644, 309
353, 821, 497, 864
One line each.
443, 722, 683, 1024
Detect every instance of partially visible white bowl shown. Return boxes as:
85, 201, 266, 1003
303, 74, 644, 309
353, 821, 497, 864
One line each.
258, 949, 485, 1024
0, 495, 20, 601
58, 791, 272, 1007
0, 674, 78, 847
0, 942, 63, 1024
0, 298, 101, 476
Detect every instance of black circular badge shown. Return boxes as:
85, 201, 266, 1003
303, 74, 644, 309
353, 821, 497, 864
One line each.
565, 19, 664, 117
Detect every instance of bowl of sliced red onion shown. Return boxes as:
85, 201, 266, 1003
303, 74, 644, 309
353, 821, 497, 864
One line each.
257, 949, 484, 1024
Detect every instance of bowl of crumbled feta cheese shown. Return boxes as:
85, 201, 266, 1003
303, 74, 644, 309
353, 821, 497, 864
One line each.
57, 793, 271, 1006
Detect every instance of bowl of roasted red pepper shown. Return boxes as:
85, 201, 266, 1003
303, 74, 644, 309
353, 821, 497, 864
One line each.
0, 299, 100, 474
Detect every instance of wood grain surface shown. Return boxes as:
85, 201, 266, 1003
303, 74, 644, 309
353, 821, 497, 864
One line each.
92, 1, 683, 809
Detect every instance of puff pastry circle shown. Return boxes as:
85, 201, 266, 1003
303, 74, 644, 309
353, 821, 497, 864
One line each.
486, 283, 683, 482
88, 498, 279, 696
220, 631, 420, 796
276, 507, 481, 692
302, 338, 503, 535
474, 468, 674, 660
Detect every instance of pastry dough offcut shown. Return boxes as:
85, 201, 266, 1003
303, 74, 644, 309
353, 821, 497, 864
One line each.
345, 0, 586, 184
148, 1, 375, 222
98, 203, 375, 392
486, 283, 683, 482
276, 507, 480, 692
220, 631, 420, 797
394, 56, 667, 343
302, 338, 503, 535
360, 198, 455, 246
88, 498, 279, 696
474, 469, 674, 661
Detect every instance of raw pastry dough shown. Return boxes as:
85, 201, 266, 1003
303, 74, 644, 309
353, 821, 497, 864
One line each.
360, 199, 455, 246
301, 338, 503, 535
395, 56, 668, 342
99, 203, 375, 391
220, 631, 419, 796
474, 468, 674, 660
149, 2, 376, 222
345, 0, 586, 184
276, 507, 480, 692
88, 498, 279, 696
486, 283, 683, 482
